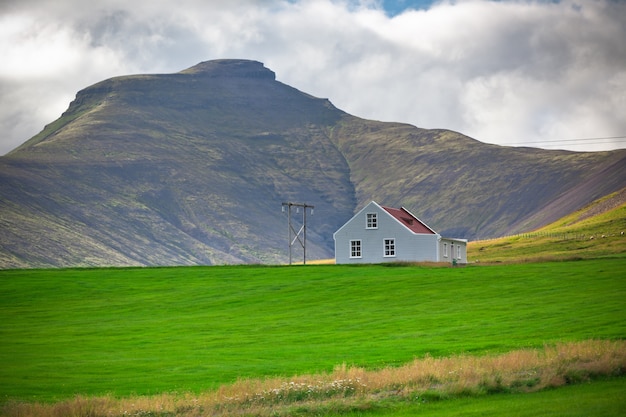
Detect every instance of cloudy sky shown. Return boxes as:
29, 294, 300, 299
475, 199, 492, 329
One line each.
1, 0, 625, 155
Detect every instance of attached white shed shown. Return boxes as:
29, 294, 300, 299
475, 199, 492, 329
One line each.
333, 201, 467, 264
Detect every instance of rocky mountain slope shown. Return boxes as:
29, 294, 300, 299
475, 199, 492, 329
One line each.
1, 59, 624, 267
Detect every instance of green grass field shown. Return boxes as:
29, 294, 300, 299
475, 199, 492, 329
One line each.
421, 377, 626, 417
1, 258, 625, 406
322, 377, 626, 417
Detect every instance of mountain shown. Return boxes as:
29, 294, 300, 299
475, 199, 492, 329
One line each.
1, 59, 625, 267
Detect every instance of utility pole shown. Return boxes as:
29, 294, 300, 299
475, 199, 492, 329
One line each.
281, 202, 314, 265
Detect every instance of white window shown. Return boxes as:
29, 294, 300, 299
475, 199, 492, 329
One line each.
457, 245, 461, 259
443, 242, 448, 258
384, 239, 396, 257
350, 240, 362, 258
366, 213, 377, 229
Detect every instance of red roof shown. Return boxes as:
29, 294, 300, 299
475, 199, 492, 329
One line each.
381, 206, 436, 234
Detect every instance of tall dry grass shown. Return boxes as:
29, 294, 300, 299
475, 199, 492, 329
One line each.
3, 339, 624, 417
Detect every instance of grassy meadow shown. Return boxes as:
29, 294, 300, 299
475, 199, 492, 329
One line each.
0, 257, 625, 416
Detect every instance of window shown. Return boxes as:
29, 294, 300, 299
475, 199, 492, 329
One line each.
366, 213, 377, 229
384, 239, 396, 257
457, 245, 461, 260
443, 242, 448, 258
350, 240, 362, 258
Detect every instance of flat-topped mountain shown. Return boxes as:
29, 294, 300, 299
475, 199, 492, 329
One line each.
1, 59, 624, 267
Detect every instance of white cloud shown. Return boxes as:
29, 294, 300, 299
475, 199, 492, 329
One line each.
1, 0, 625, 155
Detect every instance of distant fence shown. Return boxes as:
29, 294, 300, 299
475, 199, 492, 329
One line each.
476, 230, 625, 242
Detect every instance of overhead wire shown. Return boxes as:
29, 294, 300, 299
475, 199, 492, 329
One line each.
505, 135, 626, 147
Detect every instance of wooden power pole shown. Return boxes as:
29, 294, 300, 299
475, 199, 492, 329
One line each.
281, 202, 314, 265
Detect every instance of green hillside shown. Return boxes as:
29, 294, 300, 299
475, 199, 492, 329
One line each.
1, 59, 625, 267
469, 187, 626, 262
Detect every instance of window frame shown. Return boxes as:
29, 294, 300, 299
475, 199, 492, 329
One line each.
350, 239, 362, 258
443, 242, 448, 258
383, 238, 396, 257
366, 213, 378, 229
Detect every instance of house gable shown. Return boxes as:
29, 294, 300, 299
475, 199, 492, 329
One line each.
333, 201, 383, 239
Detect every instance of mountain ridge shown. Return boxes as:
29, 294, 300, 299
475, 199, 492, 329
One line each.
1, 59, 624, 267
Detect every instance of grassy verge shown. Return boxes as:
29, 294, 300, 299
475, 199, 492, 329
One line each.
2, 340, 624, 416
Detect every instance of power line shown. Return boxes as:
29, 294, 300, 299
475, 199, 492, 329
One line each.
540, 142, 626, 147
512, 135, 626, 144
506, 135, 626, 147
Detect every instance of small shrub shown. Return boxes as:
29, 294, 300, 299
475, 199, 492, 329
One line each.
564, 369, 590, 384
417, 390, 447, 403
479, 375, 509, 394
511, 376, 541, 389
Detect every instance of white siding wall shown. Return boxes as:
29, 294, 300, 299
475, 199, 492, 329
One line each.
334, 202, 440, 264
439, 238, 468, 264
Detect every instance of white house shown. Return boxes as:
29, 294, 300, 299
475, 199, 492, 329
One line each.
333, 201, 467, 264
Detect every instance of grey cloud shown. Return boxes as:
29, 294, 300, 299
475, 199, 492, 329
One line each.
1, 0, 625, 155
